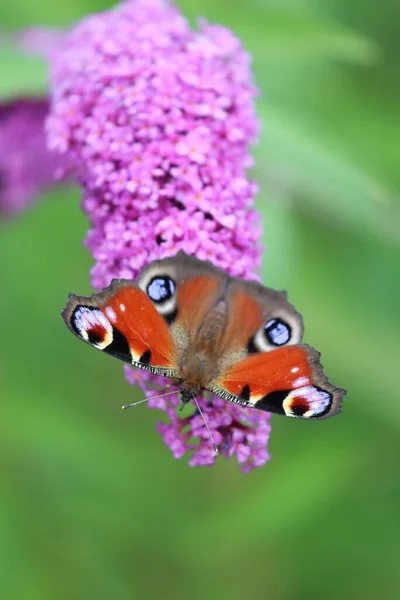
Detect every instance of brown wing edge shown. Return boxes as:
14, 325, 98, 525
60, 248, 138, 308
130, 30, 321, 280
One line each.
61, 279, 132, 338
61, 279, 141, 365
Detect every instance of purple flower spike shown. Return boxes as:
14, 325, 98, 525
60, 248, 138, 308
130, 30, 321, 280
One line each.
47, 0, 271, 471
0, 98, 60, 217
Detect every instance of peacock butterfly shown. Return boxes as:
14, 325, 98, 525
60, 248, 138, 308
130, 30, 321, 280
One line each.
62, 251, 346, 420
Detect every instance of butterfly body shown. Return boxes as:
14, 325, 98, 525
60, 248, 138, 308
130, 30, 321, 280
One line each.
176, 297, 244, 403
62, 251, 346, 418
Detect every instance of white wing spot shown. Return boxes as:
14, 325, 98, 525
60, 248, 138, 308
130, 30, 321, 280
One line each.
106, 307, 117, 322
291, 367, 300, 374
120, 303, 126, 312
293, 376, 309, 388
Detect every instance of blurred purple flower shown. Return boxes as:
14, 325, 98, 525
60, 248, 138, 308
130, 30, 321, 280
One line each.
47, 0, 271, 471
17, 27, 66, 59
0, 97, 60, 216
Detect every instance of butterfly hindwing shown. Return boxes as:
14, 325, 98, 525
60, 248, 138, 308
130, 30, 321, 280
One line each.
209, 344, 345, 419
62, 280, 180, 378
136, 251, 227, 334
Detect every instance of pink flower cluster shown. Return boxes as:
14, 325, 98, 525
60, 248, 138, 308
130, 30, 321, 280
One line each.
47, 0, 271, 471
125, 369, 271, 472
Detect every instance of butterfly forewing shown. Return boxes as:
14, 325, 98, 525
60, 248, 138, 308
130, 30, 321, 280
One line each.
209, 344, 345, 419
62, 280, 180, 378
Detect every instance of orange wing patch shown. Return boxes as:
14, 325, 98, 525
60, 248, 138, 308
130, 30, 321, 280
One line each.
62, 282, 179, 375
222, 289, 263, 350
217, 345, 313, 401
209, 345, 345, 419
102, 285, 177, 367
174, 276, 223, 332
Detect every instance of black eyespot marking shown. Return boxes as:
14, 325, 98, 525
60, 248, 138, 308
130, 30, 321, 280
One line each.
71, 305, 113, 345
139, 349, 152, 365
255, 390, 290, 415
264, 318, 291, 346
68, 305, 132, 363
247, 338, 258, 354
87, 329, 104, 345
240, 385, 251, 401
290, 402, 308, 416
164, 308, 178, 325
147, 276, 175, 303
103, 327, 131, 363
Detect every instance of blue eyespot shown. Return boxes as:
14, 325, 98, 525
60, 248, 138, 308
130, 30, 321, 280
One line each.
264, 318, 291, 346
147, 276, 175, 303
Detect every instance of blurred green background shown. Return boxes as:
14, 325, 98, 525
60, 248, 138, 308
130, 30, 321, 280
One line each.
1, 0, 399, 599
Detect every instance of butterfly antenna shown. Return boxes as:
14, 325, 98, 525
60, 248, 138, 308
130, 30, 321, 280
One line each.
122, 389, 178, 410
192, 395, 219, 455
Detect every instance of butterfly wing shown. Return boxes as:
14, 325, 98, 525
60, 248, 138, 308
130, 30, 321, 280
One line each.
208, 344, 345, 419
62, 251, 229, 379
62, 280, 180, 378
